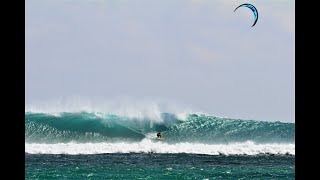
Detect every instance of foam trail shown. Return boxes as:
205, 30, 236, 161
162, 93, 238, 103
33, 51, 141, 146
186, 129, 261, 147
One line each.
25, 140, 294, 156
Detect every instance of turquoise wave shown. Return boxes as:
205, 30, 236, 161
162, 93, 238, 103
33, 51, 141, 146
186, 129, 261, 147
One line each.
25, 112, 294, 144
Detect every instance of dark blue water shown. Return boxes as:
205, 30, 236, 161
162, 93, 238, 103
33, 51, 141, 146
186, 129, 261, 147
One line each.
25, 153, 294, 179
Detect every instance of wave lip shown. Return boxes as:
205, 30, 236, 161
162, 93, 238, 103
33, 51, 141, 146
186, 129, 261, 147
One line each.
25, 140, 294, 156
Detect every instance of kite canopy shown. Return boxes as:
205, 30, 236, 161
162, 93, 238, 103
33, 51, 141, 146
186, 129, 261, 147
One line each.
234, 3, 259, 27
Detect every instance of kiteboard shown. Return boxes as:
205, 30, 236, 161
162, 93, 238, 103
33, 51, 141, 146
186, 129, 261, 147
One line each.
155, 138, 166, 141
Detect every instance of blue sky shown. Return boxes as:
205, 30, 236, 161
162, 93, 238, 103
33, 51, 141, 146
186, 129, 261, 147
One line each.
26, 0, 294, 122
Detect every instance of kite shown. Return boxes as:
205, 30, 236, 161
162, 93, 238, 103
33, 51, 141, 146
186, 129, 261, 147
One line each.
234, 3, 259, 27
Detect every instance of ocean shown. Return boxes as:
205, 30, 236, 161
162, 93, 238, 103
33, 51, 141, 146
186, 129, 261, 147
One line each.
25, 112, 295, 179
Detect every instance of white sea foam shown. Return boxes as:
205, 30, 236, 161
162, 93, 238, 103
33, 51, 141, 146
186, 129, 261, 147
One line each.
25, 140, 294, 156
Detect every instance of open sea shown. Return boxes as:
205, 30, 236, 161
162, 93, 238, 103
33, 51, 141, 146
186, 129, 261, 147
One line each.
25, 111, 294, 179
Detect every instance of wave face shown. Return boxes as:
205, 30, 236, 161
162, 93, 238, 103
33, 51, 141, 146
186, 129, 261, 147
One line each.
25, 111, 294, 155
25, 112, 294, 144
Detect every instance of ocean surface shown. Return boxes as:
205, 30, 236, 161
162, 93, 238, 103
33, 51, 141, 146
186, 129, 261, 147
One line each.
25, 111, 295, 179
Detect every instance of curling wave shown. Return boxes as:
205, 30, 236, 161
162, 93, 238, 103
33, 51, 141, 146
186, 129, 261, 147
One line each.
25, 112, 294, 144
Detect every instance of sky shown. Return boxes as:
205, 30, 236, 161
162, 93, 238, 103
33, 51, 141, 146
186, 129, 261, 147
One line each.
25, 0, 295, 122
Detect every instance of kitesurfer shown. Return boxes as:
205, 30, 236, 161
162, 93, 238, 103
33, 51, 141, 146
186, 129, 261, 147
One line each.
156, 132, 163, 139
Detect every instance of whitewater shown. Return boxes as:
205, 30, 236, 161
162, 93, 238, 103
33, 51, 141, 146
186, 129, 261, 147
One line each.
26, 140, 294, 155
25, 110, 294, 156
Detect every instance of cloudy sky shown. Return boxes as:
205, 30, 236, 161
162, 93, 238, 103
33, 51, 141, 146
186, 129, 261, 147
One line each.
26, 0, 294, 122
